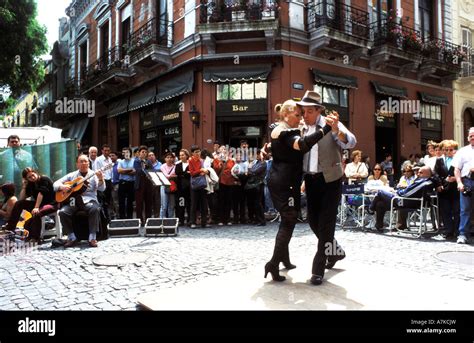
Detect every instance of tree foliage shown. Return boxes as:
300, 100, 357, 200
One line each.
0, 0, 48, 99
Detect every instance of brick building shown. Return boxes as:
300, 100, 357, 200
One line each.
63, 0, 461, 174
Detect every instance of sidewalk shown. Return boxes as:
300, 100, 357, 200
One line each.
137, 258, 474, 310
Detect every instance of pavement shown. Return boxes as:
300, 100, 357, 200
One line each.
1, 222, 473, 311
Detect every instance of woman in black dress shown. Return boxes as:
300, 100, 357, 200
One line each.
265, 100, 335, 281
4, 167, 57, 241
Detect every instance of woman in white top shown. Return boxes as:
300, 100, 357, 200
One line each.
397, 165, 416, 189
344, 150, 368, 184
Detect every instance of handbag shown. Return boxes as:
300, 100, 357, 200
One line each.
191, 175, 207, 191
166, 179, 178, 193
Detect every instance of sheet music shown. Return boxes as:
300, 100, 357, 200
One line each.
146, 171, 171, 186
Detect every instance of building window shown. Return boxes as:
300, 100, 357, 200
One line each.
419, 0, 433, 41
421, 103, 441, 120
314, 84, 349, 125
217, 82, 267, 101
462, 27, 472, 77
314, 84, 348, 108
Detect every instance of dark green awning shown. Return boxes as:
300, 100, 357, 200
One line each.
107, 97, 129, 118
419, 92, 449, 106
66, 118, 90, 140
129, 86, 156, 112
156, 70, 194, 103
371, 81, 408, 98
203, 64, 272, 83
312, 69, 358, 89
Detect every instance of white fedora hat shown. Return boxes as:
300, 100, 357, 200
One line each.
295, 90, 326, 109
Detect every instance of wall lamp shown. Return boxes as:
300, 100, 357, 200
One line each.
189, 105, 200, 127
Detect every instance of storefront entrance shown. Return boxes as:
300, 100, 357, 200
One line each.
217, 121, 267, 149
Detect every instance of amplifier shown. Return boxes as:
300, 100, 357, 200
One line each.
144, 218, 178, 237
108, 219, 141, 237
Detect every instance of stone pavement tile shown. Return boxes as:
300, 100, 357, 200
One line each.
137, 259, 474, 310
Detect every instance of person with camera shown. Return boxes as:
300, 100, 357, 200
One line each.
434, 140, 459, 240
453, 128, 474, 244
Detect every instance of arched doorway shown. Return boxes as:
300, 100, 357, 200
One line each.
463, 108, 474, 145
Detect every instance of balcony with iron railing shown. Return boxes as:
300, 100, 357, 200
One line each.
307, 1, 370, 57
124, 17, 173, 69
198, 1, 280, 52
81, 45, 133, 94
371, 19, 464, 80
199, 0, 279, 23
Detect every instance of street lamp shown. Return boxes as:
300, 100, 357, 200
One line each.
189, 105, 200, 128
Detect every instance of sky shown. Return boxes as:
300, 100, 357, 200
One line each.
36, 0, 73, 58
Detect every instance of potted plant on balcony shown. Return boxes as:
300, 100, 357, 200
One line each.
262, 1, 278, 20
402, 31, 423, 52
422, 39, 444, 59
231, 1, 246, 21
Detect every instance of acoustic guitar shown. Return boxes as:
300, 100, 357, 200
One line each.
55, 163, 114, 203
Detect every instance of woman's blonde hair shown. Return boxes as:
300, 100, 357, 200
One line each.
279, 99, 298, 118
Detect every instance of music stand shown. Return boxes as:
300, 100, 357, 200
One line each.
145, 171, 171, 187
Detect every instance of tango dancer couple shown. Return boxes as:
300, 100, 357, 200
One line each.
265, 90, 357, 285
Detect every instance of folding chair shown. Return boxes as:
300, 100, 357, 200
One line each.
388, 192, 439, 238
337, 183, 366, 229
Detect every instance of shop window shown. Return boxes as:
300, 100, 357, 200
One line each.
217, 82, 267, 100
421, 103, 441, 120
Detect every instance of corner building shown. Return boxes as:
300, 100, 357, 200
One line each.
65, 0, 463, 171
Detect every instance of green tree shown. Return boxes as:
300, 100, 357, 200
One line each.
0, 0, 48, 99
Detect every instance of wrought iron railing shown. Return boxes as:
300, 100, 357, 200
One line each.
82, 45, 123, 83
307, 1, 370, 40
372, 19, 465, 66
64, 77, 83, 98
199, 0, 279, 24
124, 17, 173, 57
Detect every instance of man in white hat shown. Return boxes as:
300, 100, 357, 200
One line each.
453, 127, 474, 244
297, 90, 357, 285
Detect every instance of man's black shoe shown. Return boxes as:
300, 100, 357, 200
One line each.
310, 275, 323, 285
326, 253, 346, 269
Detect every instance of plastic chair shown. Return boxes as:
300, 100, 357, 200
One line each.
40, 211, 62, 239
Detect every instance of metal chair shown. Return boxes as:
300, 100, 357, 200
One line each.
388, 192, 439, 238
337, 184, 366, 229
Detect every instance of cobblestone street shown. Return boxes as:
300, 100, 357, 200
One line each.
1, 222, 473, 311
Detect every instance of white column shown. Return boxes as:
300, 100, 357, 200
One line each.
437, 0, 443, 39
109, 18, 112, 49
116, 9, 120, 46
97, 28, 101, 59
148, 0, 153, 20
184, 0, 195, 38
414, 0, 420, 31
130, 0, 134, 31
86, 37, 90, 66
396, 0, 401, 22
77, 44, 81, 82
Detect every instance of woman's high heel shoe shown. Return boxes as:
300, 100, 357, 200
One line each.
282, 261, 296, 270
264, 262, 286, 282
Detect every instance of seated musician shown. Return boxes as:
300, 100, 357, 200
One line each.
53, 154, 105, 247
3, 168, 57, 242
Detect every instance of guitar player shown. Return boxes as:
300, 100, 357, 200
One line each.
53, 154, 105, 248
